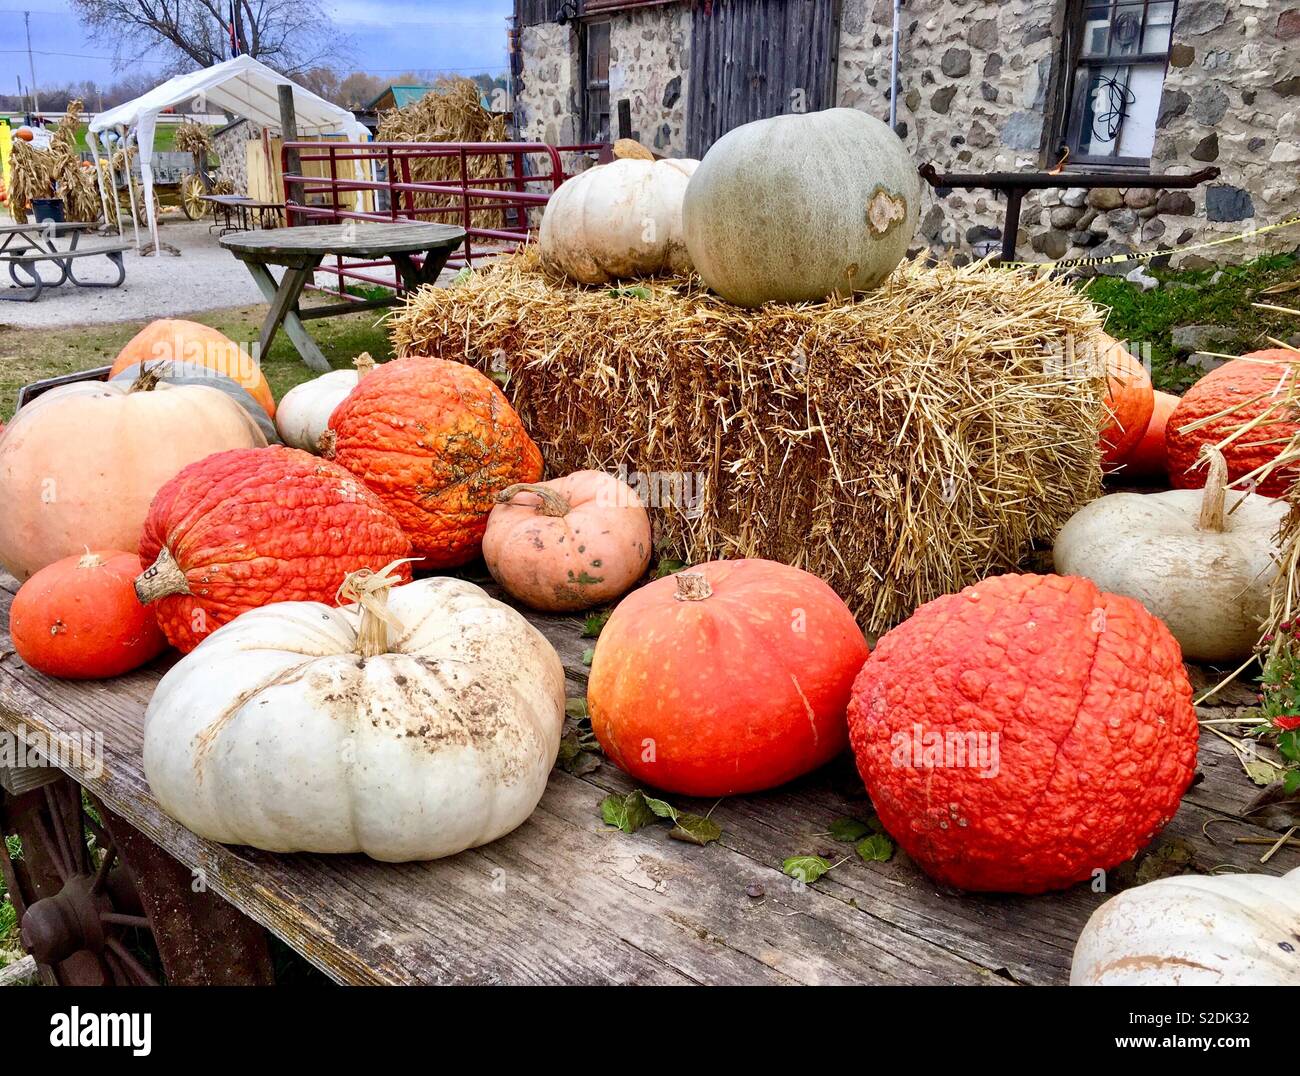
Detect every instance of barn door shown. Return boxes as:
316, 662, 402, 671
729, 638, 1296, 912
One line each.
686, 0, 841, 157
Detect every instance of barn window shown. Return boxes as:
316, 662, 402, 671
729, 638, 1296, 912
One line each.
581, 20, 612, 143
1061, 1, 1178, 165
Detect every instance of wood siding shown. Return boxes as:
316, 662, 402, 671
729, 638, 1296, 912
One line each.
687, 0, 841, 157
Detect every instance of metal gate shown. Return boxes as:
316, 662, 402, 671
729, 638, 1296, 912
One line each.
686, 0, 842, 157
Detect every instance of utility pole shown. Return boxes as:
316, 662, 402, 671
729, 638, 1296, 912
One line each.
24, 11, 40, 113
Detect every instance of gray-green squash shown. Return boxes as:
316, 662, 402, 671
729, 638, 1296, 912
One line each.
682, 108, 922, 307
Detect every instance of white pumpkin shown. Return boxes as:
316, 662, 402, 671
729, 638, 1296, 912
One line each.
275, 354, 374, 452
1072, 867, 1300, 985
1053, 448, 1285, 663
539, 144, 699, 284
682, 107, 921, 307
143, 568, 566, 862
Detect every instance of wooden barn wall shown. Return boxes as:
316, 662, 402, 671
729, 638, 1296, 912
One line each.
516, 0, 568, 27
686, 0, 841, 157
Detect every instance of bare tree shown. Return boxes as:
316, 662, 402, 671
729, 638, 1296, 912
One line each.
68, 0, 351, 75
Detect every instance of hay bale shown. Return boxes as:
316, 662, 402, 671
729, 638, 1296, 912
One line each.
376, 77, 509, 231
391, 250, 1107, 631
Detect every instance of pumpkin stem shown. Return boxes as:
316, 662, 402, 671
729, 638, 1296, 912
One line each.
354, 352, 375, 380
135, 546, 191, 604
496, 482, 570, 517
674, 571, 712, 602
318, 428, 338, 459
612, 138, 654, 161
76, 550, 103, 569
337, 560, 413, 659
129, 362, 164, 394
1197, 447, 1230, 533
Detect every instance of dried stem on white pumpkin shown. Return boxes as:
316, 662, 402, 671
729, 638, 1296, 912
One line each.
337, 560, 414, 658
496, 482, 570, 517
135, 546, 190, 604
317, 428, 337, 458
674, 572, 712, 601
1197, 447, 1230, 534
354, 352, 376, 380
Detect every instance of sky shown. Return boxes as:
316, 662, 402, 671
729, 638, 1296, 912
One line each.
1, 0, 513, 93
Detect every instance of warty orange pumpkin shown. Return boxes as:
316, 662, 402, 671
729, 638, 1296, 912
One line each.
848, 573, 1198, 894
11, 550, 167, 679
136, 446, 412, 653
1166, 351, 1300, 496
588, 559, 870, 796
322, 356, 543, 569
110, 319, 276, 418
1115, 389, 1178, 479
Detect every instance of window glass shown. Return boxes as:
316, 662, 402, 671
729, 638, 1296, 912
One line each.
1142, 1, 1176, 53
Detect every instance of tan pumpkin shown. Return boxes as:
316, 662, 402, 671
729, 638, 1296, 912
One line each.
0, 377, 267, 580
483, 470, 651, 611
539, 141, 699, 284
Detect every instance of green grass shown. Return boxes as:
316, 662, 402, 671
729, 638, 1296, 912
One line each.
0, 302, 395, 422
1083, 253, 1300, 392
0, 835, 21, 969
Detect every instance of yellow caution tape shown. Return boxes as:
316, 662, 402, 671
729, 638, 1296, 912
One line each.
1001, 213, 1300, 271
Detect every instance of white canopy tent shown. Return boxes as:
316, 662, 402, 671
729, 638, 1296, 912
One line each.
88, 55, 369, 254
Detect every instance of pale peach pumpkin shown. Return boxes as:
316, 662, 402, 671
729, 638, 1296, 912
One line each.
483, 470, 651, 611
110, 319, 276, 418
0, 378, 267, 581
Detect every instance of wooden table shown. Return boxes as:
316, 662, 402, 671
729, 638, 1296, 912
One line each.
220, 222, 466, 372
0, 569, 1291, 985
0, 222, 128, 302
200, 195, 284, 235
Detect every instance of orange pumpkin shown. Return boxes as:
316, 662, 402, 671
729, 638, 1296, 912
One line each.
1167, 351, 1300, 496
11, 550, 167, 679
483, 470, 651, 611
1116, 389, 1178, 479
1095, 334, 1155, 467
110, 319, 276, 418
589, 558, 871, 796
323, 356, 543, 569
0, 377, 267, 581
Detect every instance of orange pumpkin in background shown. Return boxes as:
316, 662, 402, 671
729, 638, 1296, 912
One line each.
1117, 389, 1179, 479
588, 558, 871, 796
1167, 351, 1300, 496
323, 356, 543, 569
11, 550, 167, 679
110, 319, 276, 418
1095, 334, 1155, 468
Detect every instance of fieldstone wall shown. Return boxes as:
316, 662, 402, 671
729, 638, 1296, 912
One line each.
213, 121, 262, 196
515, 22, 582, 149
610, 4, 691, 155
838, 0, 1299, 267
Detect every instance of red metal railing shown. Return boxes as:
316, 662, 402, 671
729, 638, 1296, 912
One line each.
280, 139, 603, 300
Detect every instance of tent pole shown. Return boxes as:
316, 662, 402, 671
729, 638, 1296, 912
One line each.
102, 134, 122, 236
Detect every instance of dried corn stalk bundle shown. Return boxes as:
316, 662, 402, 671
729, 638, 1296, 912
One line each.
392, 250, 1108, 631
376, 77, 509, 230
9, 100, 101, 222
172, 121, 213, 156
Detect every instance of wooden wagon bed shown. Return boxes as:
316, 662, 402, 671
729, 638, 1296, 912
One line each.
0, 570, 1290, 985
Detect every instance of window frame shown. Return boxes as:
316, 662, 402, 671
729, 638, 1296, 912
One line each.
1059, 0, 1178, 169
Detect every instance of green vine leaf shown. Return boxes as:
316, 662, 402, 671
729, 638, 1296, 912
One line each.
828, 817, 871, 843
600, 791, 656, 834
783, 855, 832, 885
855, 834, 895, 863
582, 610, 612, 638
670, 813, 722, 846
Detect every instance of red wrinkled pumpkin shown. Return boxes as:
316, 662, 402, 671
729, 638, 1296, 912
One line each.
323, 356, 542, 569
848, 573, 1198, 894
1096, 334, 1155, 467
483, 470, 651, 611
136, 446, 412, 653
1167, 351, 1300, 496
589, 559, 870, 796
1116, 389, 1178, 479
11, 550, 167, 679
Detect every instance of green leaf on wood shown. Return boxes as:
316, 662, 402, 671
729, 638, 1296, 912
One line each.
855, 834, 895, 863
670, 813, 722, 846
600, 791, 656, 834
564, 698, 589, 720
828, 817, 871, 842
783, 855, 832, 884
581, 647, 595, 667
582, 610, 612, 638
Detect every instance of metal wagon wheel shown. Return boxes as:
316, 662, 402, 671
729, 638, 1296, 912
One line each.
179, 173, 209, 221
0, 769, 275, 985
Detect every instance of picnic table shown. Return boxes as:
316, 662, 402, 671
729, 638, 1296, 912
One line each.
220, 222, 466, 373
200, 194, 284, 236
0, 567, 1289, 985
0, 221, 128, 302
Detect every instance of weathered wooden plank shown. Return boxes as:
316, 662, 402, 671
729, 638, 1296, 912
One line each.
0, 570, 1295, 985
221, 222, 464, 260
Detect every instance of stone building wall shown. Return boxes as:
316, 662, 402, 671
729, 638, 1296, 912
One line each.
609, 4, 691, 154
213, 120, 265, 196
515, 22, 582, 149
